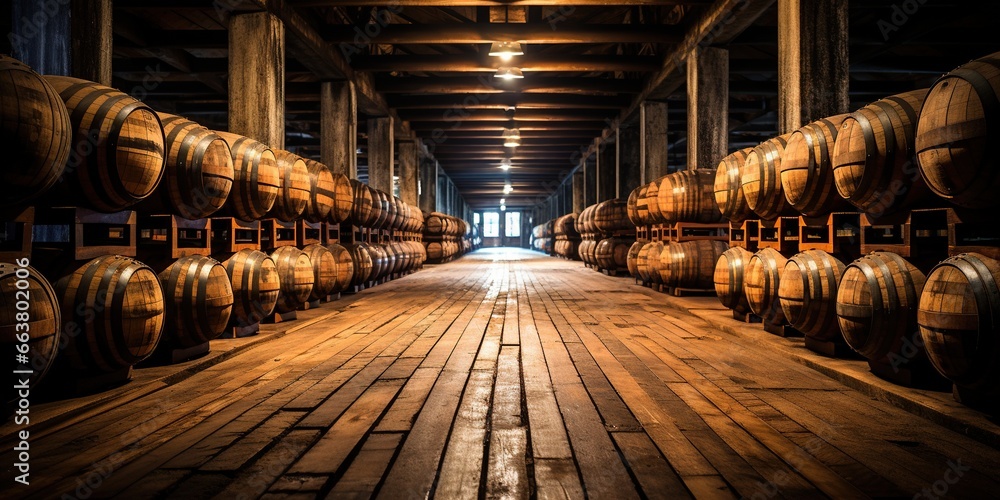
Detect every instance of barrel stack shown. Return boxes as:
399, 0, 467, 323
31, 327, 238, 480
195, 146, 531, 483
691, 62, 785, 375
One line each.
423, 212, 471, 263
575, 199, 635, 276
553, 214, 581, 260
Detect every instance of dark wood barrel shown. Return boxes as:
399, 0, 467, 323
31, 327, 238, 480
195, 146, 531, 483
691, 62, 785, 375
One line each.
0, 55, 70, 207
326, 242, 355, 292
345, 243, 373, 286
626, 241, 643, 278
215, 131, 280, 220
595, 238, 631, 271
0, 263, 60, 389
150, 113, 234, 219
349, 179, 374, 226
270, 246, 314, 314
917, 253, 1000, 389
45, 76, 166, 212
392, 197, 407, 230
303, 159, 336, 223
594, 199, 634, 233
157, 255, 233, 347
425, 212, 449, 235
780, 114, 852, 216
657, 169, 724, 223
915, 52, 1000, 209
658, 240, 728, 289
555, 239, 580, 260
741, 133, 795, 220
54, 255, 165, 372
269, 150, 310, 222
554, 214, 579, 238
744, 248, 788, 324
222, 249, 280, 327
411, 241, 427, 266
837, 252, 926, 360
778, 250, 847, 342
636, 241, 665, 284
832, 89, 930, 217
714, 148, 755, 222
328, 172, 354, 224
303, 244, 337, 300
714, 246, 753, 314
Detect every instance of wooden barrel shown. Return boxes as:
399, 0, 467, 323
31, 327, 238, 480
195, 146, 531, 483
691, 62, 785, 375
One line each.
366, 186, 384, 227
714, 246, 753, 314
345, 243, 373, 286
303, 159, 336, 223
636, 241, 665, 284
150, 113, 234, 219
554, 214, 579, 238
368, 244, 388, 280
303, 244, 337, 300
0, 263, 60, 390
555, 239, 580, 260
157, 255, 233, 347
915, 52, 1000, 208
45, 76, 165, 212
349, 179, 374, 226
714, 148, 755, 222
594, 199, 634, 233
54, 255, 165, 372
645, 176, 667, 224
0, 55, 71, 207
917, 253, 1000, 389
595, 238, 631, 271
626, 241, 643, 279
837, 252, 926, 360
326, 242, 355, 292
222, 249, 280, 327
269, 150, 310, 222
215, 131, 280, 220
744, 248, 788, 324
392, 197, 407, 230
741, 134, 795, 220
657, 169, 724, 223
270, 246, 314, 314
426, 212, 448, 235
832, 89, 930, 217
780, 114, 852, 216
778, 250, 847, 342
426, 241, 445, 261
658, 240, 728, 289
328, 172, 354, 224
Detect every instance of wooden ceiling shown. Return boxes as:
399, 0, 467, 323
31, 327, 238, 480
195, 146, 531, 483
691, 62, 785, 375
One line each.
3, 1, 998, 211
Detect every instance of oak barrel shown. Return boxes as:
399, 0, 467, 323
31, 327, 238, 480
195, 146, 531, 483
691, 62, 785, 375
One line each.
326, 242, 355, 292
917, 253, 1000, 389
714, 246, 753, 314
157, 255, 233, 347
151, 113, 234, 219
832, 89, 930, 217
744, 248, 788, 324
741, 134, 795, 220
626, 241, 643, 279
0, 263, 60, 389
778, 250, 847, 342
345, 243, 374, 286
45, 76, 166, 212
636, 241, 665, 284
303, 159, 336, 223
54, 255, 165, 372
645, 176, 668, 224
554, 214, 580, 238
657, 170, 724, 223
0, 55, 70, 207
328, 172, 354, 224
349, 179, 374, 226
836, 252, 926, 360
780, 114, 852, 216
368, 244, 388, 280
269, 150, 310, 222
595, 238, 631, 271
301, 244, 337, 301
371, 189, 390, 229
714, 148, 754, 223
215, 131, 280, 220
659, 240, 728, 289
222, 249, 280, 327
270, 246, 314, 313
594, 199, 634, 233
915, 52, 1000, 208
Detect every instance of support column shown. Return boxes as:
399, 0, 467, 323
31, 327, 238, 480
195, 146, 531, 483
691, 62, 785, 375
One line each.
419, 158, 437, 214
597, 138, 617, 201
367, 117, 394, 192
640, 101, 669, 182
320, 81, 358, 177
397, 141, 418, 206
584, 158, 597, 207
229, 12, 285, 148
619, 125, 642, 194
778, 0, 849, 133
11, 0, 71, 75
687, 46, 729, 170
572, 171, 585, 213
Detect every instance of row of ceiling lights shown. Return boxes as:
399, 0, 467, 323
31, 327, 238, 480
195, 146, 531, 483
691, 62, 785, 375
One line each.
489, 41, 522, 200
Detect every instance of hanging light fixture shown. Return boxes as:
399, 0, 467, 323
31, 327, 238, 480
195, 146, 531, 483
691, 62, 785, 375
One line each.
502, 127, 521, 147
503, 183, 514, 194
494, 66, 524, 80
499, 158, 512, 170
488, 41, 524, 61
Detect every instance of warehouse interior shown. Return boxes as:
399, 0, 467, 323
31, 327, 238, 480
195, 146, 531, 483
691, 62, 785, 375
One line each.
2, 0, 1000, 498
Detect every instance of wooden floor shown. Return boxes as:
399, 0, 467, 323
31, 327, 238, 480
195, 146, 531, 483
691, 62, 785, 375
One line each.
6, 247, 1000, 499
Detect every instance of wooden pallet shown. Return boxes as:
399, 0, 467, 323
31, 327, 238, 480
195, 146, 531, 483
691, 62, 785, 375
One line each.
664, 286, 716, 297
757, 217, 799, 254
32, 207, 137, 260
798, 212, 861, 260
322, 222, 341, 245
0, 206, 34, 261
297, 220, 323, 247
762, 321, 802, 338
138, 214, 212, 259
211, 217, 261, 253
635, 225, 651, 242
860, 209, 949, 262
261, 219, 298, 250
728, 220, 759, 252
663, 222, 730, 243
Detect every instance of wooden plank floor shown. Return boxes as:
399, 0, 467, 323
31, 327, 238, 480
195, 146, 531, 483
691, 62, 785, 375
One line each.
6, 247, 1000, 499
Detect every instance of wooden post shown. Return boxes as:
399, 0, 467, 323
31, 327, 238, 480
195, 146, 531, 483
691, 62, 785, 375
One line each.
11, 0, 71, 75
419, 158, 438, 214
229, 12, 285, 149
320, 81, 358, 177
597, 138, 617, 201
777, 0, 849, 134
397, 141, 419, 206
572, 170, 585, 213
619, 124, 642, 195
367, 117, 394, 192
584, 157, 597, 207
687, 46, 728, 170
640, 101, 669, 182
71, 0, 112, 85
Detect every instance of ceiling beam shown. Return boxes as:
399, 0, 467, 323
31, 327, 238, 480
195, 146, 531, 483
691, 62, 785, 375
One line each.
292, 0, 708, 6
322, 24, 682, 44
387, 94, 630, 109
410, 120, 606, 131
397, 109, 613, 122
376, 76, 642, 94
352, 54, 661, 73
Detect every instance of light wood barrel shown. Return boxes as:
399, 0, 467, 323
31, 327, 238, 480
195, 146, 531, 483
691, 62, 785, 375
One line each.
366, 186, 384, 227
326, 242, 355, 292
54, 255, 165, 372
837, 252, 926, 360
0, 263, 60, 389
714, 246, 753, 314
594, 199, 634, 233
645, 176, 668, 224
303, 159, 336, 223
917, 253, 1000, 389
303, 244, 337, 300
626, 241, 643, 278
657, 169, 724, 223
158, 256, 233, 347
269, 150, 310, 222
271, 246, 314, 314
554, 214, 580, 238
916, 52, 1000, 208
595, 238, 631, 270
215, 131, 280, 220
349, 179, 375, 226
714, 148, 754, 223
328, 172, 354, 224
832, 89, 930, 217
345, 243, 373, 286
744, 248, 788, 324
152, 113, 234, 219
780, 114, 852, 216
659, 240, 728, 289
0, 55, 70, 207
368, 243, 387, 280
555, 240, 581, 260
45, 76, 166, 212
222, 249, 280, 327
636, 241, 665, 284
741, 134, 794, 220
778, 250, 847, 342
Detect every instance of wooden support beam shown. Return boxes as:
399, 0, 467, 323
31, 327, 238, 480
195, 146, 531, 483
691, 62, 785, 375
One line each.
321, 81, 358, 177
398, 142, 419, 206
229, 11, 285, 149
597, 139, 617, 202
353, 55, 661, 73
292, 0, 709, 6
777, 0, 849, 133
388, 94, 629, 110
419, 158, 438, 214
584, 159, 597, 207
640, 101, 669, 182
323, 24, 681, 44
71, 0, 113, 85
10, 0, 71, 75
686, 46, 728, 170
618, 125, 642, 196
399, 109, 614, 122
375, 77, 642, 95
409, 121, 607, 131
368, 117, 394, 193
